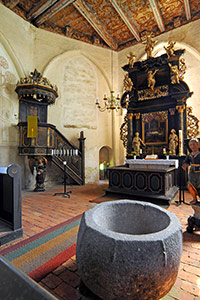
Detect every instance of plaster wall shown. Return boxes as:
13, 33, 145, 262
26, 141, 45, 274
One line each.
0, 4, 124, 188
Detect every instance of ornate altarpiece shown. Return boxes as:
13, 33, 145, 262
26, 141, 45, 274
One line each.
107, 44, 199, 202
120, 49, 195, 156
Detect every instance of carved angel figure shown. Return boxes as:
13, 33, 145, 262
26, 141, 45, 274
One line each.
168, 63, 181, 84
123, 74, 133, 92
127, 52, 136, 68
179, 58, 186, 78
164, 41, 176, 58
143, 33, 157, 59
147, 69, 158, 90
169, 129, 178, 155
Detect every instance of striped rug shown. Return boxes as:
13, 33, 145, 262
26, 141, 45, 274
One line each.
0, 214, 82, 282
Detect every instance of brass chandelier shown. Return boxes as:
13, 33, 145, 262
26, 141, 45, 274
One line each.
95, 2, 121, 112
95, 90, 121, 112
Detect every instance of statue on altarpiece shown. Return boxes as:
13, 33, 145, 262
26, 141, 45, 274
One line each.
132, 132, 145, 156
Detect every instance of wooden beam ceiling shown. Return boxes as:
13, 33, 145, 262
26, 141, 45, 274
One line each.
32, 0, 75, 26
110, 0, 140, 42
148, 0, 165, 32
183, 0, 191, 20
27, 0, 58, 21
73, 0, 118, 50
2, 0, 198, 51
3, 0, 20, 9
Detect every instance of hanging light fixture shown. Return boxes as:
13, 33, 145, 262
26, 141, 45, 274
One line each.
95, 1, 121, 112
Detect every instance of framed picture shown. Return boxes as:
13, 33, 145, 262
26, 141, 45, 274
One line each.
142, 111, 168, 145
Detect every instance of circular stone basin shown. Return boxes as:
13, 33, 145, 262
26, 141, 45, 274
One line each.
76, 200, 183, 300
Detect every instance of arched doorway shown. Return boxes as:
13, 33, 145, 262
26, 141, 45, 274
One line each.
99, 146, 112, 180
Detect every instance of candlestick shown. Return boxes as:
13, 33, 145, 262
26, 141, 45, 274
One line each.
179, 130, 183, 156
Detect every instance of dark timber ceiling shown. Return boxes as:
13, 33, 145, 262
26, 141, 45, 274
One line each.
2, 0, 200, 51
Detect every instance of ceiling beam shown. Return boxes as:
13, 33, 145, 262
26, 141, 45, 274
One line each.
183, 0, 191, 20
27, 0, 58, 21
148, 0, 165, 32
32, 0, 75, 26
73, 0, 118, 50
110, 0, 140, 42
3, 0, 20, 9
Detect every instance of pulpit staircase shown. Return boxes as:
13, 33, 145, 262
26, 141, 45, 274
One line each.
50, 127, 85, 185
18, 122, 85, 185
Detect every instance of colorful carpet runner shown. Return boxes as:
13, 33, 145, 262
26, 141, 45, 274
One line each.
0, 214, 82, 281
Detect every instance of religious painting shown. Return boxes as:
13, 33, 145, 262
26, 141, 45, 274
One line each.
142, 111, 168, 145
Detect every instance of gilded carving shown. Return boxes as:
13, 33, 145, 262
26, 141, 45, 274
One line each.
120, 114, 128, 148
176, 105, 185, 113
187, 106, 199, 138
164, 41, 176, 58
168, 129, 178, 155
142, 111, 168, 145
132, 132, 145, 155
147, 69, 158, 90
168, 63, 181, 84
127, 113, 133, 120
123, 74, 133, 92
179, 58, 186, 79
138, 85, 168, 101
17, 69, 58, 91
142, 111, 168, 122
127, 52, 136, 68
143, 32, 157, 59
133, 113, 140, 120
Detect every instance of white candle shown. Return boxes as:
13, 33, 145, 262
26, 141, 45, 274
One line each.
179, 130, 183, 156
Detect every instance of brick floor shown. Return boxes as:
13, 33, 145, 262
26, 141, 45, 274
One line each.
1, 181, 200, 299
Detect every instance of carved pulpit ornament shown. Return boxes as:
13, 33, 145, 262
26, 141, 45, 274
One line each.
16, 69, 58, 104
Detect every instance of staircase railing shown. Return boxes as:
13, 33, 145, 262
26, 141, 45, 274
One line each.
18, 122, 85, 185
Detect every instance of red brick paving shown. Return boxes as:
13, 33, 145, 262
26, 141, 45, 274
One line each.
1, 182, 200, 299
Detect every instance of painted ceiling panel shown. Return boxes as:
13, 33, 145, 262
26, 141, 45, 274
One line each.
159, 0, 185, 25
47, 5, 97, 36
2, 0, 200, 51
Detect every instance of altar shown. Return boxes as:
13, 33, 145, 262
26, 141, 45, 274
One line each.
106, 159, 179, 204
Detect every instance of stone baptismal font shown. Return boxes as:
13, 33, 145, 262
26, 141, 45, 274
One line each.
76, 200, 183, 300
